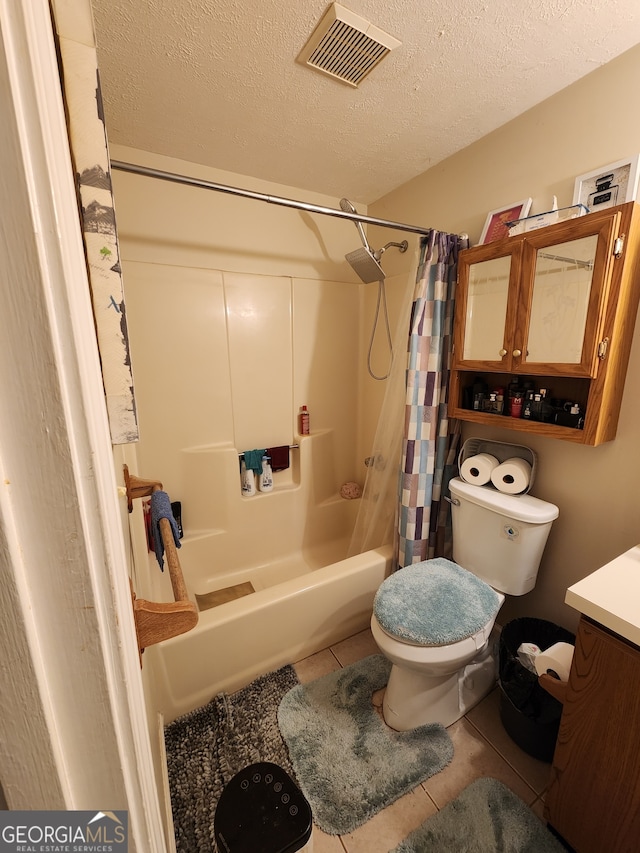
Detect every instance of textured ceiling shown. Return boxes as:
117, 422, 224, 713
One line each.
91, 0, 640, 204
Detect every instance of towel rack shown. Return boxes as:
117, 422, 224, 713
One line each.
237, 444, 299, 458
123, 465, 198, 658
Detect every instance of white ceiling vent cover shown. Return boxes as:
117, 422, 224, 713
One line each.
297, 3, 401, 87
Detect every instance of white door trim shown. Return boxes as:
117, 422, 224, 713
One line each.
0, 1, 166, 849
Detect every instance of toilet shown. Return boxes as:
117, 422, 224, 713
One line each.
371, 476, 559, 731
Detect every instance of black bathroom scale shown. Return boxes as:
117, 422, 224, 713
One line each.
214, 761, 312, 853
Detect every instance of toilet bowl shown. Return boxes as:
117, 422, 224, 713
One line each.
371, 557, 505, 730
371, 476, 559, 731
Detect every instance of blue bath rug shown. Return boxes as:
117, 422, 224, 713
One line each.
390, 777, 566, 853
277, 654, 453, 835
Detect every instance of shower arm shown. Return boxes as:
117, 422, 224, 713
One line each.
110, 160, 468, 240
375, 240, 409, 260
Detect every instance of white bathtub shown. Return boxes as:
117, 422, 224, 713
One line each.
136, 437, 393, 721
149, 539, 393, 722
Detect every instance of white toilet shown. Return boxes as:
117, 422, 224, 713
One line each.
371, 476, 559, 731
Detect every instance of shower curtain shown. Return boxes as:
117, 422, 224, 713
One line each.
349, 230, 467, 565
348, 255, 417, 558
397, 230, 467, 567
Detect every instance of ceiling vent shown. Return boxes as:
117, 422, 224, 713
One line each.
297, 3, 401, 88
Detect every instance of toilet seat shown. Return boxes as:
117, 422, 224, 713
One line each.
371, 613, 496, 667
373, 558, 501, 647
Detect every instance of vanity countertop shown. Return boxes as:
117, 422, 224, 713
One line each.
566, 544, 640, 646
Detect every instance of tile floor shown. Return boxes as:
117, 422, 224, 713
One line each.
292, 628, 553, 853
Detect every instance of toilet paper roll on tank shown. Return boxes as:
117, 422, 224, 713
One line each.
460, 453, 532, 495
459, 453, 500, 485
490, 457, 532, 495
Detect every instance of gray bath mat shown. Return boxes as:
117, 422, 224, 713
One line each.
277, 654, 454, 835
390, 777, 566, 853
164, 664, 299, 853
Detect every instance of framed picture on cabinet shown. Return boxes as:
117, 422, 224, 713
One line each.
572, 155, 640, 212
479, 198, 532, 244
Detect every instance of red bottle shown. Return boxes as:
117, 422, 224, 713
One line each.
299, 405, 310, 435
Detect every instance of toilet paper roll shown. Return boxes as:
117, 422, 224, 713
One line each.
534, 642, 575, 682
460, 453, 500, 486
490, 457, 532, 494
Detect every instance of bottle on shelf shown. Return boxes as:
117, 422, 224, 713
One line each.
240, 459, 256, 496
522, 391, 535, 419
538, 388, 555, 423
509, 392, 524, 418
471, 377, 488, 411
258, 455, 274, 492
507, 378, 523, 418
299, 404, 310, 435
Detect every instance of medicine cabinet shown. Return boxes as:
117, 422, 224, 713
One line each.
449, 202, 640, 445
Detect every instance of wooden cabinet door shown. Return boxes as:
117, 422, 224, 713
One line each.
453, 241, 523, 372
515, 212, 621, 378
546, 617, 640, 852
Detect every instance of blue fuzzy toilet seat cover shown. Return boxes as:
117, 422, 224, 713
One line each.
373, 558, 501, 646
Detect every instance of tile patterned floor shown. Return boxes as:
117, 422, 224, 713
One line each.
292, 628, 552, 853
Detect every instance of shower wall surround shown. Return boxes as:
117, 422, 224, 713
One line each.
110, 145, 413, 605
124, 263, 360, 489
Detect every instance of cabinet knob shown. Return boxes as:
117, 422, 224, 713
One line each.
499, 348, 507, 357
513, 349, 522, 357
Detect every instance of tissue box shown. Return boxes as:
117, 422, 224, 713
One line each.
507, 204, 589, 236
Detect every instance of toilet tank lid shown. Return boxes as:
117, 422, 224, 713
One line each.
449, 477, 559, 524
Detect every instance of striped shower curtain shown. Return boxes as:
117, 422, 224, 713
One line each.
397, 230, 467, 568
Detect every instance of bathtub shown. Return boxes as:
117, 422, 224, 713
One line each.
139, 438, 394, 721
148, 535, 393, 723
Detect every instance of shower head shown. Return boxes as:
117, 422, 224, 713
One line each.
341, 197, 384, 282
345, 246, 386, 283
340, 198, 409, 283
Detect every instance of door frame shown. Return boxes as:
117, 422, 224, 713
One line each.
0, 1, 165, 848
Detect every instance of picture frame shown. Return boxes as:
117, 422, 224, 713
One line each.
572, 155, 640, 212
479, 199, 532, 244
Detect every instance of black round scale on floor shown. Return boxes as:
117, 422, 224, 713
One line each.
214, 761, 312, 853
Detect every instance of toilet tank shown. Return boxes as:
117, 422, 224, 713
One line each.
449, 476, 559, 596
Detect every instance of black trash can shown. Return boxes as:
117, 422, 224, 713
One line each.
498, 617, 575, 763
214, 762, 312, 852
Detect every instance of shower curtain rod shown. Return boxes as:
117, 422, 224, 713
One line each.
109, 160, 435, 237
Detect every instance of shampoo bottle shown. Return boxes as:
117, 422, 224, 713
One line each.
299, 404, 310, 435
240, 459, 256, 496
259, 455, 273, 492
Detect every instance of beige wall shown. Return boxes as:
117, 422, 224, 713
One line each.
371, 45, 640, 631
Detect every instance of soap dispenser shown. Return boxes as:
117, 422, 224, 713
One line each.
258, 455, 273, 492
240, 459, 256, 496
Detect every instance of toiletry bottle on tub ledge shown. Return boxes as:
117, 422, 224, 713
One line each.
299, 404, 310, 435
259, 455, 273, 492
240, 459, 256, 496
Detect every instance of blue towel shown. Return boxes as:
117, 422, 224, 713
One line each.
242, 449, 266, 476
150, 490, 182, 571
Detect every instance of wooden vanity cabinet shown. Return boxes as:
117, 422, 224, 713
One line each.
449, 202, 640, 444
545, 616, 640, 852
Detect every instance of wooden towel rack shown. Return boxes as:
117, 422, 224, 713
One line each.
124, 465, 198, 658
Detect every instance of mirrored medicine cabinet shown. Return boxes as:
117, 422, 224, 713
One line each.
449, 202, 640, 445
